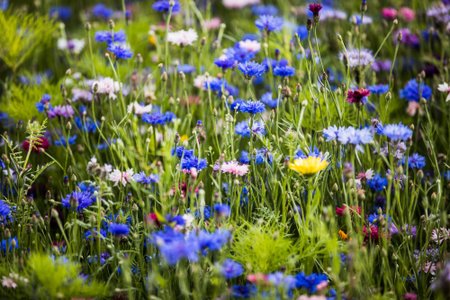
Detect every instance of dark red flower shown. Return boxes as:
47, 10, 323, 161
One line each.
363, 225, 379, 241
309, 3, 323, 16
336, 205, 362, 216
22, 137, 50, 153
347, 88, 370, 104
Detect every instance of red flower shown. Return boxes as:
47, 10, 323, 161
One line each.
336, 205, 362, 216
22, 137, 50, 153
347, 88, 370, 104
363, 225, 379, 241
308, 3, 323, 16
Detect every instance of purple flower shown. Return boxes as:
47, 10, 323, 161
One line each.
133, 172, 159, 184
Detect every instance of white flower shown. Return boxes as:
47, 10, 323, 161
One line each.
127, 102, 152, 115
431, 228, 449, 244
109, 169, 134, 186
437, 82, 450, 102
167, 29, 198, 46
238, 39, 261, 53
222, 0, 260, 9
194, 74, 212, 89
2, 276, 17, 289
57, 38, 85, 55
92, 77, 121, 100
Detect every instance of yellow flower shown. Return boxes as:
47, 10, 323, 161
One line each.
288, 156, 329, 175
180, 135, 189, 143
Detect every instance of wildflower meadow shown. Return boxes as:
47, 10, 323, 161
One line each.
0, 0, 450, 299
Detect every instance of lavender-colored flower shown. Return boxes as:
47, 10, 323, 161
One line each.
133, 172, 159, 184
382, 123, 413, 141
260, 92, 280, 108
255, 15, 284, 32
339, 48, 374, 68
406, 153, 426, 169
235, 120, 266, 137
47, 105, 74, 118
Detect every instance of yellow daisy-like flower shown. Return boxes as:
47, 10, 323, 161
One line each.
180, 134, 189, 143
338, 230, 349, 241
288, 156, 329, 175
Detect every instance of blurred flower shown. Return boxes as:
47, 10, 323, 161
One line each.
22, 137, 50, 153
54, 135, 77, 147
289, 155, 328, 175
128, 102, 152, 115
273, 65, 295, 77
339, 48, 374, 68
57, 38, 85, 55
91, 3, 114, 20
252, 5, 278, 16
152, 0, 181, 14
221, 161, 249, 176
437, 82, 450, 102
223, 0, 260, 9
238, 61, 266, 78
367, 174, 388, 192
238, 39, 261, 53
108, 223, 130, 236
95, 30, 126, 44
381, 8, 397, 21
347, 88, 370, 104
109, 169, 134, 186
431, 228, 449, 244
167, 29, 198, 46
368, 84, 389, 95
399, 7, 415, 22
235, 120, 266, 137
295, 272, 328, 293
400, 79, 432, 102
62, 191, 95, 212
255, 15, 284, 32
133, 172, 159, 185
92, 77, 121, 100
220, 259, 244, 279
381, 123, 413, 141
107, 42, 133, 60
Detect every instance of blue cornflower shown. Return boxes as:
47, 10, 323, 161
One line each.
0, 200, 11, 222
85, 228, 107, 240
36, 94, 51, 112
382, 123, 413, 141
323, 126, 373, 149
225, 46, 256, 63
406, 153, 426, 169
108, 223, 130, 236
107, 43, 133, 60
0, 0, 8, 11
213, 204, 231, 218
235, 120, 266, 137
294, 25, 309, 41
367, 174, 388, 192
92, 3, 114, 20
220, 259, 244, 279
273, 65, 296, 77
400, 79, 432, 102
295, 272, 328, 294
251, 5, 278, 16
255, 15, 284, 32
197, 229, 231, 251
204, 78, 239, 97
255, 148, 273, 165
239, 151, 250, 164
172, 146, 207, 172
54, 135, 77, 146
1, 237, 18, 253
238, 61, 266, 78
194, 206, 211, 220
231, 284, 257, 299
177, 64, 196, 74
152, 0, 181, 14
368, 84, 389, 95
49, 6, 72, 21
62, 191, 95, 212
75, 116, 98, 133
235, 100, 266, 114
142, 111, 176, 125
94, 30, 127, 44
214, 56, 236, 70
260, 92, 280, 108
133, 172, 159, 184
78, 182, 97, 194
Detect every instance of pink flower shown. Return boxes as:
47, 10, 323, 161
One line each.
221, 161, 249, 176
399, 7, 415, 22
204, 18, 221, 30
109, 169, 134, 186
406, 101, 423, 117
381, 8, 397, 20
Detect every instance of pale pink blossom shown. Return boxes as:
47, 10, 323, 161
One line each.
109, 169, 134, 186
431, 228, 450, 244
297, 296, 327, 300
204, 18, 222, 30
222, 0, 260, 9
221, 161, 249, 176
92, 77, 121, 100
437, 82, 450, 102
238, 40, 261, 53
406, 101, 424, 117
1, 277, 17, 289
